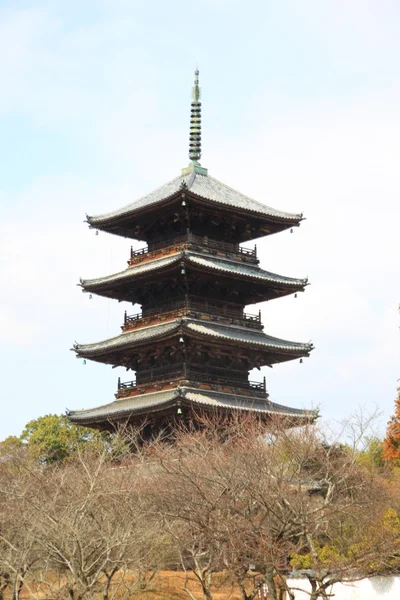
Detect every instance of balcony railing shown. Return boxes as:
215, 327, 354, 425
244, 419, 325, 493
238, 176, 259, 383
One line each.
117, 371, 266, 394
129, 233, 257, 265
122, 298, 262, 331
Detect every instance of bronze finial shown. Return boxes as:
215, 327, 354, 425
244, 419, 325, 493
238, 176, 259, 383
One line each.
189, 68, 201, 162
181, 69, 208, 175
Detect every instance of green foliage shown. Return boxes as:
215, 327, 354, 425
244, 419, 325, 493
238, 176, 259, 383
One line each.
291, 541, 345, 571
291, 507, 400, 577
20, 414, 109, 463
382, 507, 400, 533
0, 435, 23, 456
347, 508, 400, 572
357, 436, 385, 469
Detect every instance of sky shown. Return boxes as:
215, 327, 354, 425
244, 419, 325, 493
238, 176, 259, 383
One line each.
0, 0, 399, 440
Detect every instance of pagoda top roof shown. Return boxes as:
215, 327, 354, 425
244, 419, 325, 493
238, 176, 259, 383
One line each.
87, 169, 303, 230
68, 385, 316, 425
80, 249, 307, 294
73, 317, 313, 360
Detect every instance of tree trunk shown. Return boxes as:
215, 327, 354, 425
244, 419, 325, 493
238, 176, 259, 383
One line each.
192, 564, 214, 600
68, 586, 83, 600
182, 568, 213, 600
307, 576, 336, 600
200, 580, 213, 600
278, 577, 294, 600
102, 567, 118, 600
12, 576, 24, 600
265, 571, 277, 600
0, 573, 11, 600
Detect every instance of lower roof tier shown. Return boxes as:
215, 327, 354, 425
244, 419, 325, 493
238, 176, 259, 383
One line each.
72, 317, 313, 367
67, 385, 316, 429
80, 249, 308, 304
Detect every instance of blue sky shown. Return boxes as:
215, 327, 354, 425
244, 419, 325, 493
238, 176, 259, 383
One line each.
1, 0, 399, 439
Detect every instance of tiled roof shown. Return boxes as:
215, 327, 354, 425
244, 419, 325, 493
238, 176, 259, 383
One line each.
69, 390, 179, 421
73, 321, 178, 356
186, 321, 313, 353
188, 253, 307, 286
68, 386, 316, 423
185, 390, 315, 417
80, 254, 180, 289
80, 250, 307, 291
87, 171, 302, 226
73, 318, 313, 357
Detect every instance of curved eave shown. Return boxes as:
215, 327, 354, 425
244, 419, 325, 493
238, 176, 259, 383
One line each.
185, 321, 313, 358
86, 174, 184, 226
73, 321, 179, 358
79, 251, 308, 299
72, 318, 313, 362
80, 254, 181, 293
188, 253, 308, 290
68, 386, 317, 426
185, 189, 302, 230
86, 171, 303, 234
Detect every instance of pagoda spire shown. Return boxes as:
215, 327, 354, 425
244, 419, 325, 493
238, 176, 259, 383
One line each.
189, 68, 201, 162
182, 69, 207, 175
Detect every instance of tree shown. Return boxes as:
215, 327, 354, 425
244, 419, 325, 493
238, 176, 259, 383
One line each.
153, 415, 400, 600
284, 435, 400, 599
383, 386, 400, 464
290, 504, 400, 599
0, 452, 40, 600
152, 416, 312, 600
0, 437, 23, 457
1, 415, 399, 600
357, 436, 385, 470
0, 441, 167, 600
20, 414, 108, 463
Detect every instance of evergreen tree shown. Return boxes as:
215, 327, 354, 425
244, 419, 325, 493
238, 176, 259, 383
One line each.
20, 414, 107, 463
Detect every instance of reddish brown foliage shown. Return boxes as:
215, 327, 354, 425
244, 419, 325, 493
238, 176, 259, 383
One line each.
383, 386, 400, 462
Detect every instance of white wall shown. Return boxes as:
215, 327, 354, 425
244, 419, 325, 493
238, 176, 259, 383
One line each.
287, 576, 400, 600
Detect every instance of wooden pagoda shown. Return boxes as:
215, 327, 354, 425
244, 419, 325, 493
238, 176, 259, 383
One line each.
68, 70, 315, 433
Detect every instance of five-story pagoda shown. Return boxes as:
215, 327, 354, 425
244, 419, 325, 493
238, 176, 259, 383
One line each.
69, 70, 314, 433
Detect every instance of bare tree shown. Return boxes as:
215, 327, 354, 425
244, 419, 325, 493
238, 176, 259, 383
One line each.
0, 442, 166, 600
151, 414, 400, 600
266, 423, 399, 599
0, 451, 41, 600
151, 415, 300, 600
1, 415, 399, 600
34, 449, 165, 600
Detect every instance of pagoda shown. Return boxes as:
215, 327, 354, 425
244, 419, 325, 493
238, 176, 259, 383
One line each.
68, 70, 314, 433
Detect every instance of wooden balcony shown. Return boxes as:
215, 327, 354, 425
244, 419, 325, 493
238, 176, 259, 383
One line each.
117, 369, 266, 398
122, 299, 262, 332
128, 232, 258, 266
